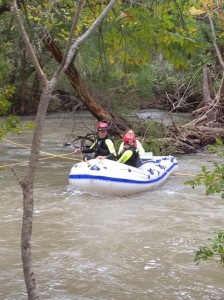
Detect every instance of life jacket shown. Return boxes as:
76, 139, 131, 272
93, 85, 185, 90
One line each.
91, 136, 111, 157
117, 145, 139, 167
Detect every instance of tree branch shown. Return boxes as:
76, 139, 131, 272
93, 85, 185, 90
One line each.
56, 0, 85, 76
208, 13, 224, 69
10, 0, 48, 87
60, 0, 118, 75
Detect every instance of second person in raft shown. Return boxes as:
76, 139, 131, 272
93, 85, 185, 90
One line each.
74, 122, 116, 160
118, 129, 145, 157
117, 133, 141, 167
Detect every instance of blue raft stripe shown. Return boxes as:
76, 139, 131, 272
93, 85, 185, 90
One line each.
69, 162, 178, 185
140, 159, 161, 165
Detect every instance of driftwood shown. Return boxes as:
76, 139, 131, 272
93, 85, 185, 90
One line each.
163, 113, 224, 153
62, 63, 224, 153
162, 124, 224, 154
162, 65, 224, 154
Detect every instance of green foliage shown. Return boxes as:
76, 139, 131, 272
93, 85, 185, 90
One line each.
195, 231, 224, 266
134, 120, 176, 155
79, 0, 209, 105
195, 246, 214, 265
185, 139, 224, 266
0, 50, 13, 83
0, 7, 15, 81
104, 0, 198, 70
186, 163, 224, 199
0, 85, 16, 115
131, 66, 155, 97
1, 0, 223, 117
185, 139, 224, 199
77, 0, 202, 96
0, 116, 34, 139
1, 0, 218, 114
0, 85, 33, 137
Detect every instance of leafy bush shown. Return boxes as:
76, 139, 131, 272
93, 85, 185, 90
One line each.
195, 232, 224, 266
185, 139, 224, 266
0, 85, 16, 115
133, 120, 176, 155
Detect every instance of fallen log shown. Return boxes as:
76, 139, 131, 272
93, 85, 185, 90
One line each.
197, 126, 224, 134
192, 106, 208, 116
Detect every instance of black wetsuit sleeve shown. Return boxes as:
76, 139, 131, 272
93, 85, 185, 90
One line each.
106, 153, 116, 160
81, 146, 94, 154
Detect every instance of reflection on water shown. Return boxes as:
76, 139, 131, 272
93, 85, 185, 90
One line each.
0, 114, 224, 300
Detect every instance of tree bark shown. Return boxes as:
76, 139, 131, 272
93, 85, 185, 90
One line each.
19, 48, 28, 114
20, 86, 53, 300
203, 66, 213, 105
10, 1, 119, 299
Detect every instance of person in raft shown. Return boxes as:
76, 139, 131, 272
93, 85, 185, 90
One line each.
118, 129, 145, 157
74, 122, 116, 160
117, 133, 141, 167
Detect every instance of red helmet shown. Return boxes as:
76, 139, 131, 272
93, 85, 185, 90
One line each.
98, 122, 108, 131
123, 133, 134, 144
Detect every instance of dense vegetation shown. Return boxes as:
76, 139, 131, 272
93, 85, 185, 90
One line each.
0, 2, 224, 298
0, 0, 223, 118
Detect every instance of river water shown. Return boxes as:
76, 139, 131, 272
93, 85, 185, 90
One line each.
0, 113, 223, 300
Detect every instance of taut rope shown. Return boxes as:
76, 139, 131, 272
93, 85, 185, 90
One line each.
1, 138, 82, 169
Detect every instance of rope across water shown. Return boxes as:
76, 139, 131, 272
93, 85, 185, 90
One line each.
1, 138, 197, 177
1, 138, 82, 169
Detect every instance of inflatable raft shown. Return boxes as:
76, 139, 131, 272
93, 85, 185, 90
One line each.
68, 154, 178, 196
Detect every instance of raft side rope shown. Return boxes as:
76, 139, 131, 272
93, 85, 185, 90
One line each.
1, 138, 82, 169
171, 172, 198, 177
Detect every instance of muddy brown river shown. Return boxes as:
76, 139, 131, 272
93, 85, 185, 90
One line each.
0, 113, 223, 300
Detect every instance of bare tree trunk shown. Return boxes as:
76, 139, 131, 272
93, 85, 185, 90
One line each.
203, 66, 216, 121
203, 66, 212, 105
20, 86, 52, 300
10, 1, 118, 299
20, 180, 36, 299
19, 48, 28, 114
